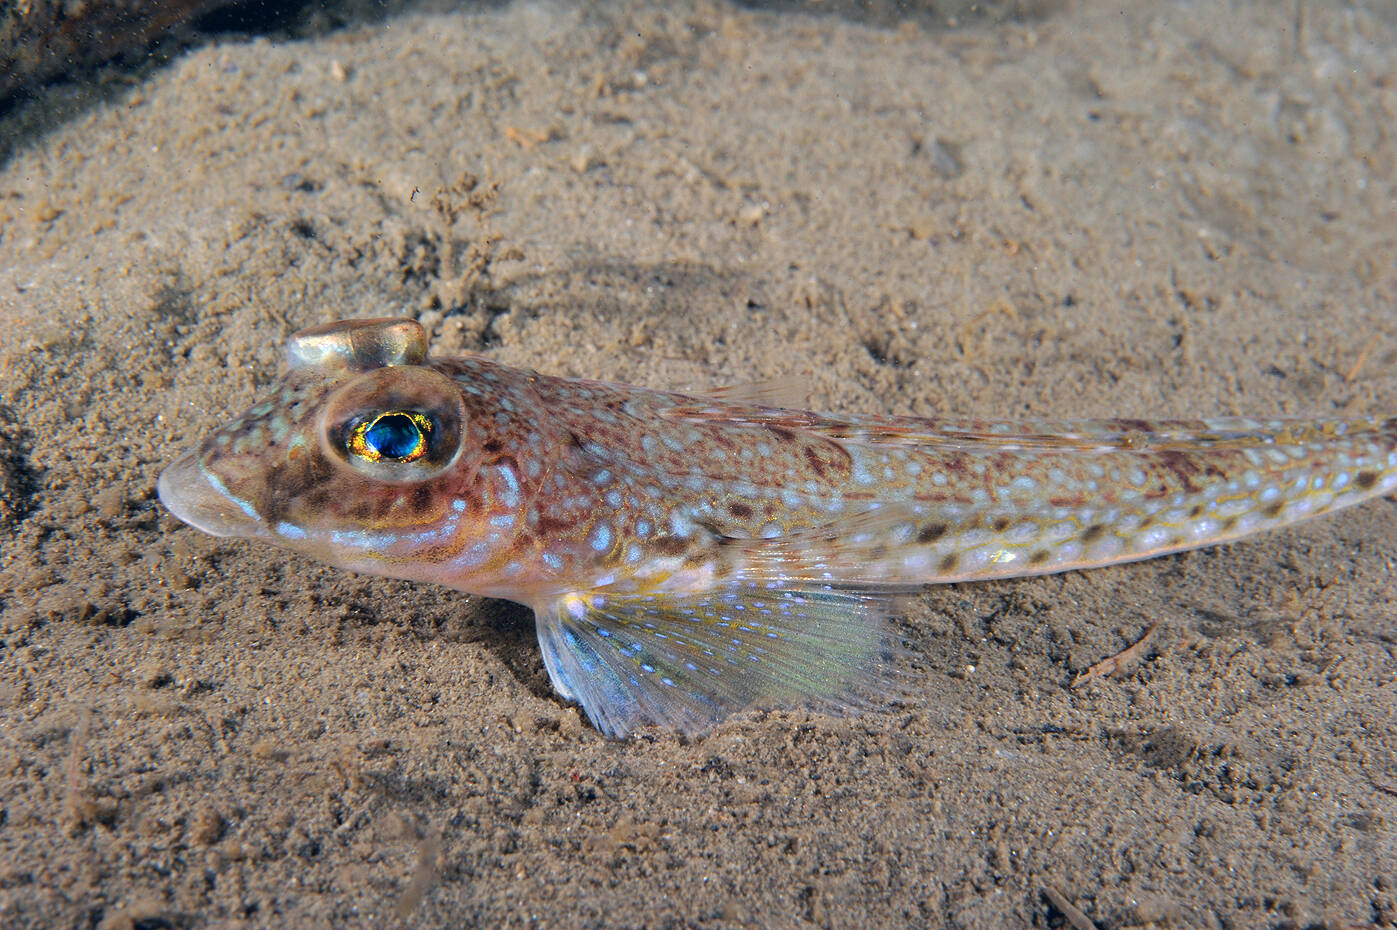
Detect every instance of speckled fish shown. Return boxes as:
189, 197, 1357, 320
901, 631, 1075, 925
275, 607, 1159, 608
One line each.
158, 318, 1397, 737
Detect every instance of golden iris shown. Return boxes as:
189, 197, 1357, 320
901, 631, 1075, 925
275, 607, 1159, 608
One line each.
347, 411, 433, 463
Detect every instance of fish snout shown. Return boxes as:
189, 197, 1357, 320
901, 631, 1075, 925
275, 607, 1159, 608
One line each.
157, 450, 270, 539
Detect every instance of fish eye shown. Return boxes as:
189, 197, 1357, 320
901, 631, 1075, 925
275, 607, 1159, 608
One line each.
348, 411, 434, 463
321, 367, 465, 484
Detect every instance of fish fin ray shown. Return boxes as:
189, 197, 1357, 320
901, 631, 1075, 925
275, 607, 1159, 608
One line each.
661, 407, 1392, 454
535, 583, 909, 738
699, 376, 809, 410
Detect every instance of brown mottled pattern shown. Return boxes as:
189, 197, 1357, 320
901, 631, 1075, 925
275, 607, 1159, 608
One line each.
159, 319, 1397, 737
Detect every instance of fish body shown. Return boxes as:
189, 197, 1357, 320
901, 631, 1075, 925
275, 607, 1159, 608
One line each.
159, 318, 1397, 737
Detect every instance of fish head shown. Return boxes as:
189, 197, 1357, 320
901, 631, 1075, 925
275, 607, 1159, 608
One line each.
159, 318, 533, 587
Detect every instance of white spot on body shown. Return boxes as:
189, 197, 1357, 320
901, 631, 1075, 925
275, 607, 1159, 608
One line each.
457, 540, 492, 567
564, 594, 588, 620
1087, 535, 1124, 561
1055, 541, 1083, 563
275, 522, 307, 540
956, 528, 992, 548
1214, 497, 1255, 517
1008, 522, 1041, 544
958, 546, 994, 572
1132, 527, 1174, 552
1188, 518, 1221, 540
902, 551, 932, 572
496, 465, 521, 507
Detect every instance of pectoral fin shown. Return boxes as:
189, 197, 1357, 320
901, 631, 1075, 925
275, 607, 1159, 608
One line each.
534, 582, 906, 738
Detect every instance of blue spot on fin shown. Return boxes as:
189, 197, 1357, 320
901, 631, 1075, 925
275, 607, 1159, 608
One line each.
534, 583, 909, 739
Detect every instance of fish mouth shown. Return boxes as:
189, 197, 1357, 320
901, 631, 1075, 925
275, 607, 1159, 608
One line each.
158, 450, 270, 539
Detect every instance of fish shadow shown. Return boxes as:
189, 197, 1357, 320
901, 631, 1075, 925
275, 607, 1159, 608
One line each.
448, 596, 557, 704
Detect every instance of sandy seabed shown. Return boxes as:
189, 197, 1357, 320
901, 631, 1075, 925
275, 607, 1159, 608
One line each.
1, 1, 1396, 927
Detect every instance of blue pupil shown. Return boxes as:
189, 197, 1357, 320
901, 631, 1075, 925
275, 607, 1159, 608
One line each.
364, 414, 424, 459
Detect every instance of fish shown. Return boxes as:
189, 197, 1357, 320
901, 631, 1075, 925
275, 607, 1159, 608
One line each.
158, 318, 1397, 738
